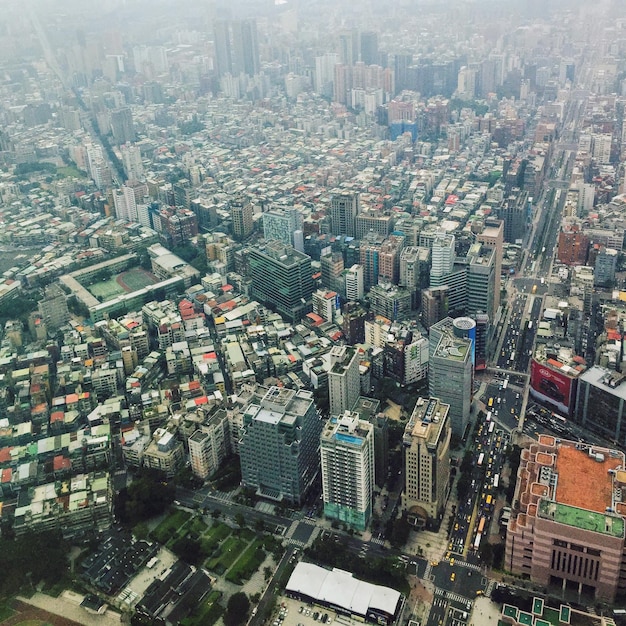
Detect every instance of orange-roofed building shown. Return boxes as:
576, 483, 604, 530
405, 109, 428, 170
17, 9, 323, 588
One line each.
505, 434, 626, 602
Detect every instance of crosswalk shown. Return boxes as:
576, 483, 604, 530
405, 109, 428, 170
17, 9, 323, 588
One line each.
485, 580, 495, 597
424, 563, 433, 580
370, 537, 385, 546
435, 588, 472, 605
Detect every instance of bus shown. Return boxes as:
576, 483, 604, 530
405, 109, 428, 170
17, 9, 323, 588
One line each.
493, 473, 500, 488
552, 413, 567, 424
502, 379, 508, 390
486, 410, 492, 422
474, 533, 482, 550
478, 517, 486, 533
528, 320, 533, 330
488, 397, 494, 408
488, 422, 495, 434
477, 453, 485, 466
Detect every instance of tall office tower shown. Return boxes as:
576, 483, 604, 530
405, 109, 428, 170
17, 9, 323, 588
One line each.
394, 53, 413, 92
230, 197, 254, 240
466, 243, 496, 322
248, 241, 313, 323
402, 397, 451, 529
338, 29, 359, 66
113, 185, 138, 222
428, 318, 473, 437
330, 191, 359, 237
262, 207, 303, 247
497, 195, 527, 244
110, 107, 135, 145
476, 218, 503, 313
188, 410, 231, 480
360, 233, 385, 290
505, 435, 626, 603
430, 233, 455, 287
39, 284, 70, 332
378, 234, 405, 285
344, 264, 364, 301
360, 31, 379, 66
120, 143, 144, 182
320, 251, 344, 292
233, 19, 260, 76
314, 52, 339, 97
320, 411, 374, 531
239, 386, 322, 504
328, 346, 360, 417
421, 286, 449, 330
214, 19, 260, 78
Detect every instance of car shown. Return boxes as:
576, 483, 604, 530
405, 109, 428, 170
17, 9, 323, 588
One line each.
450, 572, 456, 581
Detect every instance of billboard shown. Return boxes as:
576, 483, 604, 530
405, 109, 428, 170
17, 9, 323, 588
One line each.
530, 359, 574, 415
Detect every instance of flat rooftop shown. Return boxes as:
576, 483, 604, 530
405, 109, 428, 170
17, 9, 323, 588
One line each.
538, 500, 624, 538
554, 443, 621, 513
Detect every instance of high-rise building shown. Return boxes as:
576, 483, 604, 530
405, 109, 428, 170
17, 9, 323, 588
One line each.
239, 386, 322, 504
594, 246, 618, 287
188, 410, 231, 480
430, 233, 455, 287
344, 264, 364, 301
314, 53, 339, 97
421, 286, 449, 330
369, 283, 412, 321
320, 251, 344, 292
378, 234, 405, 285
359, 234, 384, 290
466, 242, 496, 321
120, 143, 145, 182
113, 185, 138, 222
328, 346, 360, 417
330, 191, 359, 237
320, 411, 375, 531
110, 107, 135, 145
213, 19, 260, 78
402, 397, 451, 529
428, 319, 473, 437
505, 434, 626, 602
248, 241, 314, 323
231, 198, 254, 240
360, 31, 379, 66
476, 218, 504, 313
262, 207, 303, 247
355, 212, 394, 240
39, 284, 70, 332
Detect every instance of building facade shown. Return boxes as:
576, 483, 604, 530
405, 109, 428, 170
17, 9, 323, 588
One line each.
320, 411, 375, 531
328, 346, 360, 417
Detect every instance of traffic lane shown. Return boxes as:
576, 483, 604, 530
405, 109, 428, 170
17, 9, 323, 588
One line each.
432, 561, 484, 599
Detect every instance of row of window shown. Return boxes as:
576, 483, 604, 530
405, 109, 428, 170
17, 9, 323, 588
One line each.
551, 549, 599, 581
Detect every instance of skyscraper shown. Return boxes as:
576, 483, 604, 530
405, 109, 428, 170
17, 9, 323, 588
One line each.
320, 411, 375, 531
262, 207, 302, 247
330, 191, 359, 237
213, 19, 260, 78
248, 241, 314, 323
430, 233, 455, 287
344, 264, 364, 301
239, 386, 322, 504
428, 319, 473, 437
231, 198, 254, 240
360, 31, 379, 66
110, 107, 135, 145
328, 346, 360, 417
466, 242, 496, 322
402, 397, 451, 529
476, 218, 504, 314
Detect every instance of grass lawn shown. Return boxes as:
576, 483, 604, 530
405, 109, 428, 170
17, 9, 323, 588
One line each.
225, 538, 266, 584
206, 535, 249, 575
151, 509, 192, 544
200, 522, 232, 555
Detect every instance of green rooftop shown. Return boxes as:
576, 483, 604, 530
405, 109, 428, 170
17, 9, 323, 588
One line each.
538, 499, 625, 538
519, 611, 533, 626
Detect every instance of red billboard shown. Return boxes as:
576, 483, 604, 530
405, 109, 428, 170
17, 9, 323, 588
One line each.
530, 358, 573, 416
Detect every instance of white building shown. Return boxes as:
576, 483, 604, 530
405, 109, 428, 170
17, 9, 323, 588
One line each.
320, 411, 374, 530
344, 264, 364, 301
328, 346, 360, 416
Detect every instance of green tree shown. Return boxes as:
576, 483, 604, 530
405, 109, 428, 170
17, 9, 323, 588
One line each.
223, 592, 250, 626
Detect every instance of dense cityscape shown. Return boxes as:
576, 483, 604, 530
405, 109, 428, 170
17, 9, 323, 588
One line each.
1, 0, 626, 625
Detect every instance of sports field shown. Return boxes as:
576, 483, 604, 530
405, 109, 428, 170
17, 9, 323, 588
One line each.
86, 267, 157, 302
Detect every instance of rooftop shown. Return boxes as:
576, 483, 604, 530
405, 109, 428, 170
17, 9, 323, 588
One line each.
538, 499, 624, 538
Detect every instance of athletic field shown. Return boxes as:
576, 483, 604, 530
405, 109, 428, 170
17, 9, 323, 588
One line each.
86, 268, 158, 302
